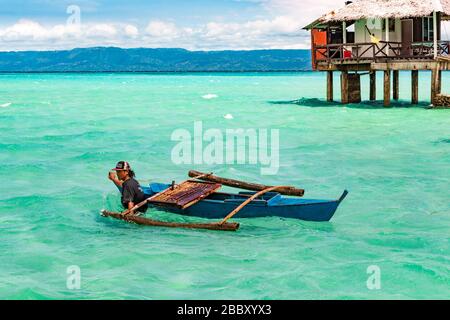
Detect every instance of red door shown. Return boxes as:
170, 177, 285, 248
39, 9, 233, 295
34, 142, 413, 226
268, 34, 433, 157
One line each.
312, 29, 327, 70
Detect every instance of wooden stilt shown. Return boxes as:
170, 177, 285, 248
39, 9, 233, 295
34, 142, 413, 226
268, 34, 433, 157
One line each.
384, 70, 391, 107
370, 71, 376, 101
438, 70, 442, 94
348, 73, 361, 103
327, 71, 334, 102
393, 70, 399, 100
411, 70, 419, 105
431, 68, 439, 105
341, 71, 349, 104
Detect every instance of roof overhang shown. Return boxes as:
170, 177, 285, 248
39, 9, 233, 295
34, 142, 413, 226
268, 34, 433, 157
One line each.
303, 0, 450, 30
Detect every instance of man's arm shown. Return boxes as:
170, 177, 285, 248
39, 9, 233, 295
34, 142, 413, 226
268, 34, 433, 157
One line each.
108, 171, 123, 188
126, 202, 135, 215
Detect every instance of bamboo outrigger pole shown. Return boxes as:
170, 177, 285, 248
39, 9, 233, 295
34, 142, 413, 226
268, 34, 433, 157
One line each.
219, 186, 286, 225
188, 170, 305, 197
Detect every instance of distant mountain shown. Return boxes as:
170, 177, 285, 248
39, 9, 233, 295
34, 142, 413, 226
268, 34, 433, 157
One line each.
0, 47, 312, 72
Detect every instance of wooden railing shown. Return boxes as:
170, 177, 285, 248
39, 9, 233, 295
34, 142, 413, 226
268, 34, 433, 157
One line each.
314, 41, 450, 64
410, 41, 450, 56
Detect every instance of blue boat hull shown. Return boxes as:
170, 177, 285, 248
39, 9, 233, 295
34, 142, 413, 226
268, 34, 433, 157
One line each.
142, 183, 348, 222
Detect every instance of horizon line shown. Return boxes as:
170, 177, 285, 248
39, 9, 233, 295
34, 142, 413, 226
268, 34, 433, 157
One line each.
0, 46, 311, 53
0, 70, 313, 74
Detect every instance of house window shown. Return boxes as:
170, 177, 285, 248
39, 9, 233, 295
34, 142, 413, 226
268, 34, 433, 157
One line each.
382, 19, 396, 32
422, 16, 434, 42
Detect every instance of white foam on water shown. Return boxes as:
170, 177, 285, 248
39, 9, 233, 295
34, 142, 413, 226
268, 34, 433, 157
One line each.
224, 114, 234, 120
0, 103, 12, 108
202, 94, 218, 100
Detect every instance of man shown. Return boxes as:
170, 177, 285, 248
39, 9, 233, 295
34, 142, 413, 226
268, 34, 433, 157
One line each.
108, 161, 148, 215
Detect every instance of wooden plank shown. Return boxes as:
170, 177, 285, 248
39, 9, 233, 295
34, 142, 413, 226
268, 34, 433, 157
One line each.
341, 71, 349, 104
438, 70, 442, 94
412, 70, 419, 104
431, 67, 439, 105
393, 70, 399, 100
101, 210, 239, 232
149, 181, 221, 209
370, 71, 376, 101
347, 73, 361, 103
327, 71, 333, 102
371, 61, 440, 71
316, 63, 372, 72
188, 170, 305, 197
384, 70, 391, 107
437, 56, 450, 62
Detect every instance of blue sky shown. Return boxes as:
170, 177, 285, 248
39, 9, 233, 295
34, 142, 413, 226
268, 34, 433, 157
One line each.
0, 0, 339, 51
0, 0, 262, 24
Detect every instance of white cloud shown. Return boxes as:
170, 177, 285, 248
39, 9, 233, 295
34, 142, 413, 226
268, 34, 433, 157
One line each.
198, 16, 306, 49
0, 19, 83, 45
85, 24, 117, 38
0, 1, 350, 51
145, 21, 179, 38
0, 14, 312, 51
264, 0, 344, 26
0, 20, 138, 50
246, 16, 300, 34
1, 19, 54, 41
124, 25, 139, 38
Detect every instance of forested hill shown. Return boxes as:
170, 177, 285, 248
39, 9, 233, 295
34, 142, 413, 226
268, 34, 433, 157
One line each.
0, 47, 312, 72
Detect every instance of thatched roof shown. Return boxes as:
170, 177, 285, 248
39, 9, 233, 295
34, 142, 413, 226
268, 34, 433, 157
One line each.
304, 0, 450, 29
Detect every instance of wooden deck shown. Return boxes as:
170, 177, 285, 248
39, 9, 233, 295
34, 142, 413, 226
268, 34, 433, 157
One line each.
314, 41, 450, 71
317, 59, 450, 71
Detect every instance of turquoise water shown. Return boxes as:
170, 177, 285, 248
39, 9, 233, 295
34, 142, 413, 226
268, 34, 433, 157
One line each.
0, 72, 449, 300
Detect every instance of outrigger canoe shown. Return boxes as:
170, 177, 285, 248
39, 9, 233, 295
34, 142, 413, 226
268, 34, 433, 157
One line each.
142, 183, 348, 222
102, 170, 348, 231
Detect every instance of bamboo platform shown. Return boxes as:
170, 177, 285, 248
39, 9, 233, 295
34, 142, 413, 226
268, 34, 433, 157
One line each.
149, 180, 221, 209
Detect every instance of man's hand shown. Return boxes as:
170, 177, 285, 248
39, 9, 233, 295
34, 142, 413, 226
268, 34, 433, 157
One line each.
109, 171, 123, 188
108, 171, 116, 181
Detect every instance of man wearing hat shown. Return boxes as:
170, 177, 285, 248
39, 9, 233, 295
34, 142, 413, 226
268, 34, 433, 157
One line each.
108, 161, 148, 215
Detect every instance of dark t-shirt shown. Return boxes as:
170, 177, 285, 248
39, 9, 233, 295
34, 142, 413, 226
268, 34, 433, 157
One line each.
121, 178, 148, 212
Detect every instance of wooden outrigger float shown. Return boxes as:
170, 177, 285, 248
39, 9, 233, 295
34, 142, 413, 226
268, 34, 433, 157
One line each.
101, 210, 240, 231
101, 170, 347, 232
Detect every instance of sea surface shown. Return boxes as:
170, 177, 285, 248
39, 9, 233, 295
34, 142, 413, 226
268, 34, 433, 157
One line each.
0, 72, 449, 300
